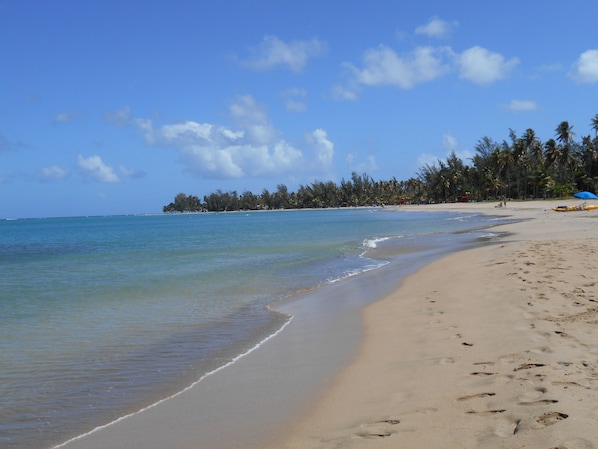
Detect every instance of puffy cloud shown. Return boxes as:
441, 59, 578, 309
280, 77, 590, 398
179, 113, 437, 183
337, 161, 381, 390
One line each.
77, 154, 119, 183
228, 95, 278, 145
118, 96, 330, 180
39, 165, 69, 181
240, 35, 326, 72
307, 129, 334, 168
503, 99, 539, 111
415, 17, 458, 39
336, 41, 519, 99
350, 45, 451, 89
458, 46, 519, 85
570, 49, 598, 83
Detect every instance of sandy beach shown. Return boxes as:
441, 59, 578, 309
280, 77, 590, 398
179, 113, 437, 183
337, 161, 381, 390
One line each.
54, 200, 598, 449
265, 199, 598, 449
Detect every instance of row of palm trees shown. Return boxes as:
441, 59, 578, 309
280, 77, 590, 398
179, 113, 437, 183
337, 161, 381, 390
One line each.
163, 114, 598, 212
163, 172, 394, 212
421, 115, 598, 203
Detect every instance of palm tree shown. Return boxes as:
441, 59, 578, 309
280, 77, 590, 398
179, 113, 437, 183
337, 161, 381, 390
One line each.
490, 143, 514, 198
555, 121, 575, 147
579, 135, 598, 191
591, 113, 598, 137
544, 138, 562, 184
518, 128, 543, 199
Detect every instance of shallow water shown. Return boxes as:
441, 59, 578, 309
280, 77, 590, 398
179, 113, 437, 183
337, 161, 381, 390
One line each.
0, 208, 501, 449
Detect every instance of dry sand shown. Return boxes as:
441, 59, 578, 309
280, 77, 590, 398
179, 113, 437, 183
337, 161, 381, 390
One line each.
264, 199, 598, 449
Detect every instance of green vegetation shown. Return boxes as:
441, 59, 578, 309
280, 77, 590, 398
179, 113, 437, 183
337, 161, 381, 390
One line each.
163, 115, 598, 213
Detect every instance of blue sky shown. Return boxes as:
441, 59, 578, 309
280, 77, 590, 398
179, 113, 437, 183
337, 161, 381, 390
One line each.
2, 0, 598, 218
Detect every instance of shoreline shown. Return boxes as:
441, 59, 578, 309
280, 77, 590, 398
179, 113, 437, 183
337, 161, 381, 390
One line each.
50, 208, 491, 449
49, 199, 598, 449
263, 199, 598, 448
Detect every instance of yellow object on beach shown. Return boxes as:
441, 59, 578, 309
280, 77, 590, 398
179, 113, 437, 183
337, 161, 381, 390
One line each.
552, 204, 598, 212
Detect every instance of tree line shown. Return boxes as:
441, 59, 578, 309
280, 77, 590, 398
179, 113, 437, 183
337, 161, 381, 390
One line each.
163, 114, 598, 212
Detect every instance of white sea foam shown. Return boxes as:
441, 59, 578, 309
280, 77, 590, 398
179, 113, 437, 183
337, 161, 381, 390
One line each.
363, 236, 391, 249
326, 259, 389, 284
446, 214, 478, 221
478, 232, 497, 239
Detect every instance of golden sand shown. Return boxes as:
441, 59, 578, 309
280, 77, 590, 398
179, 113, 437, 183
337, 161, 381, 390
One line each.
265, 200, 598, 449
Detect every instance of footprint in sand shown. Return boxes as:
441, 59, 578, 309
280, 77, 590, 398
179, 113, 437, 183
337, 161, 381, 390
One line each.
519, 399, 558, 406
466, 409, 506, 416
357, 430, 393, 439
457, 392, 496, 401
536, 411, 568, 427
552, 381, 589, 389
514, 363, 545, 371
355, 419, 401, 439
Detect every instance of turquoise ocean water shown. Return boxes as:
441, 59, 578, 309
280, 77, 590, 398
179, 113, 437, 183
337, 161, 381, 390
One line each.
0, 208, 501, 449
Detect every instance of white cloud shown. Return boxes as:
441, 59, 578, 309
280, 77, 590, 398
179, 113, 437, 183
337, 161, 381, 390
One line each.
39, 165, 69, 181
415, 17, 458, 39
350, 45, 451, 89
336, 42, 519, 99
229, 95, 278, 145
307, 129, 334, 168
458, 46, 519, 85
241, 35, 326, 72
570, 49, 598, 83
503, 99, 539, 111
442, 132, 458, 151
118, 97, 332, 180
77, 154, 119, 183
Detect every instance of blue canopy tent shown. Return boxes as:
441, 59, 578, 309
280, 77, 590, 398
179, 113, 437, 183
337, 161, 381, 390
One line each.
574, 191, 598, 200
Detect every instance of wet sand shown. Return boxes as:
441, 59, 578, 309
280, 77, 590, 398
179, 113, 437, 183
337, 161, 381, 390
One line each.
265, 200, 598, 448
